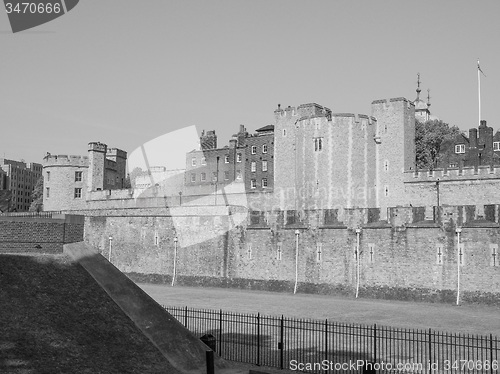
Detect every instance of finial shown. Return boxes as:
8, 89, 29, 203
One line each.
416, 73, 421, 100
427, 89, 431, 107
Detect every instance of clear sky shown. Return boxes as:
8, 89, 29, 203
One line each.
1, 0, 499, 167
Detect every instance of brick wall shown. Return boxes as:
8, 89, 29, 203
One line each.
0, 215, 84, 254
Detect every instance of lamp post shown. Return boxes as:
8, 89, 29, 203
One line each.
355, 228, 361, 299
108, 236, 113, 262
294, 230, 300, 294
178, 191, 182, 206
456, 227, 462, 306
171, 236, 178, 286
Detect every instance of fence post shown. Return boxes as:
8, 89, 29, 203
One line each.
490, 334, 494, 374
184, 306, 188, 328
219, 309, 223, 355
206, 350, 214, 374
324, 319, 328, 370
257, 313, 260, 367
373, 324, 377, 363
428, 328, 432, 372
279, 315, 284, 370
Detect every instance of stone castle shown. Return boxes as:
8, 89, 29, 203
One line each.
39, 95, 500, 305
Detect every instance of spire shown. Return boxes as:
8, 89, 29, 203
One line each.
416, 73, 421, 100
427, 88, 431, 108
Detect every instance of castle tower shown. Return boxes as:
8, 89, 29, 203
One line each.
371, 98, 415, 217
413, 73, 431, 123
106, 148, 128, 188
87, 142, 107, 191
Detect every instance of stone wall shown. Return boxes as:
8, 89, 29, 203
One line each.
82, 205, 500, 305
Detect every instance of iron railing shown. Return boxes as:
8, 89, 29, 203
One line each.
164, 306, 499, 373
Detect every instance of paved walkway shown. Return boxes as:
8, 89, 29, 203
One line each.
138, 283, 500, 336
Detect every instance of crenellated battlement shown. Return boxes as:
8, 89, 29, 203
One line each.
106, 148, 127, 159
405, 165, 500, 183
88, 142, 107, 153
43, 155, 89, 167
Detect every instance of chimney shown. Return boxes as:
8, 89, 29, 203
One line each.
469, 128, 478, 148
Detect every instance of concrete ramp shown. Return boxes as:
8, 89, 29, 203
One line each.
64, 242, 247, 374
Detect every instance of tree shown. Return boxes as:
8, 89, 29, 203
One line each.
29, 176, 44, 212
415, 119, 462, 169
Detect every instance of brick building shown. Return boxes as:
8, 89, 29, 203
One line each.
184, 124, 274, 195
43, 142, 127, 211
0, 158, 42, 211
437, 120, 500, 169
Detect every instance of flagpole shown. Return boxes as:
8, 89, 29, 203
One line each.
478, 59, 481, 126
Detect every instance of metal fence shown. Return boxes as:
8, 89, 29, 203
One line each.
164, 306, 499, 373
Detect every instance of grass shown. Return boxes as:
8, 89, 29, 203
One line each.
138, 283, 500, 337
0, 254, 176, 374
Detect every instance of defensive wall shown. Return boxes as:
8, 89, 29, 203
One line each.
0, 213, 84, 254
79, 202, 500, 305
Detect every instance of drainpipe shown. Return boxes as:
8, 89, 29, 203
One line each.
456, 227, 462, 305
171, 236, 178, 287
355, 228, 361, 298
108, 236, 113, 262
294, 229, 300, 294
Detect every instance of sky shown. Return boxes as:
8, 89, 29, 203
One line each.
1, 0, 499, 168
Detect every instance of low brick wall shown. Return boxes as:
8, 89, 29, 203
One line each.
0, 214, 84, 254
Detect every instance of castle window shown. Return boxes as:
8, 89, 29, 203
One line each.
247, 243, 252, 259
368, 243, 375, 263
251, 161, 256, 172
46, 171, 50, 182
436, 245, 444, 265
455, 144, 465, 154
236, 170, 242, 180
491, 244, 498, 267
262, 144, 268, 154
75, 171, 82, 182
224, 171, 230, 180
190, 173, 196, 183
494, 142, 500, 151
384, 186, 389, 197
384, 160, 389, 172
224, 155, 229, 163
251, 145, 257, 155
74, 188, 82, 198
262, 178, 268, 188
191, 158, 197, 166
201, 157, 206, 165
250, 179, 257, 189
276, 242, 282, 261
201, 172, 206, 181
283, 129, 286, 137
262, 161, 268, 172
46, 187, 50, 198
314, 137, 323, 151
237, 153, 242, 163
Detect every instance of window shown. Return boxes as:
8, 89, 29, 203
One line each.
262, 144, 268, 153
316, 243, 322, 262
276, 242, 282, 261
455, 144, 465, 154
247, 243, 252, 259
491, 244, 499, 267
384, 186, 389, 197
251, 145, 257, 154
46, 187, 50, 198
201, 157, 206, 165
262, 161, 268, 172
46, 171, 50, 182
384, 160, 389, 172
262, 178, 268, 188
436, 245, 444, 265
283, 129, 286, 137
494, 142, 500, 151
191, 158, 197, 166
237, 153, 242, 162
224, 155, 229, 163
236, 170, 242, 180
224, 171, 230, 180
75, 171, 82, 182
190, 173, 196, 183
368, 243, 375, 263
250, 179, 257, 189
74, 188, 82, 198
201, 172, 206, 181
212, 172, 218, 181
251, 161, 256, 172
314, 137, 323, 151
